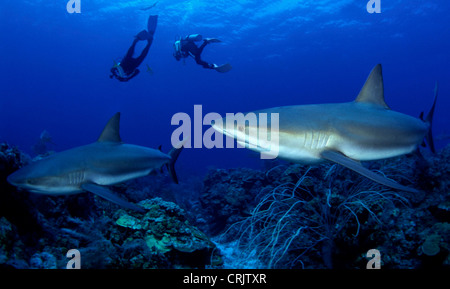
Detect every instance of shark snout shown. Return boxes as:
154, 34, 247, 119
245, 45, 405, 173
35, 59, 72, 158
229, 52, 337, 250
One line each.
6, 171, 24, 187
211, 117, 228, 138
7, 168, 40, 189
210, 117, 223, 131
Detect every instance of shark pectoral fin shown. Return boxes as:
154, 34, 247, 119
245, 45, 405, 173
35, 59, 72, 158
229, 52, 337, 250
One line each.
320, 150, 419, 194
81, 183, 145, 213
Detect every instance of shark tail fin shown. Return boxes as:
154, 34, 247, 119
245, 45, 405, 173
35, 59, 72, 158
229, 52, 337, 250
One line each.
424, 82, 438, 153
167, 145, 184, 184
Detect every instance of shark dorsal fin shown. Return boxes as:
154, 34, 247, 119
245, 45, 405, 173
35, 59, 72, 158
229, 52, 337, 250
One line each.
355, 64, 390, 109
97, 112, 122, 143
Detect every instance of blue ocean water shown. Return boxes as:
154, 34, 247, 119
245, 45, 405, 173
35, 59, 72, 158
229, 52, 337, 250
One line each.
1, 0, 449, 176
1, 0, 450, 271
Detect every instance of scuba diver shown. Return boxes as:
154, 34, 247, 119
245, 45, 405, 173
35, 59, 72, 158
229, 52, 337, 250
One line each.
110, 15, 158, 82
173, 34, 232, 73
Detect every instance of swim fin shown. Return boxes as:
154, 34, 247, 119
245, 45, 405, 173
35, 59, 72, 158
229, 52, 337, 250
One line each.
136, 30, 150, 41
147, 15, 158, 36
214, 63, 232, 73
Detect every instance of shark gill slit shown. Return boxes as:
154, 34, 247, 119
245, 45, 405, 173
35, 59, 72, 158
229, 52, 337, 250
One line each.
301, 131, 330, 150
69, 172, 74, 185
310, 131, 319, 150
317, 132, 323, 149
319, 132, 329, 149
69, 171, 85, 185
304, 131, 311, 149
310, 131, 315, 149
323, 134, 330, 148
312, 131, 319, 149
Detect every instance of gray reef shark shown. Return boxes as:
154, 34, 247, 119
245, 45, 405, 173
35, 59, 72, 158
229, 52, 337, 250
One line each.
212, 64, 437, 193
7, 113, 183, 212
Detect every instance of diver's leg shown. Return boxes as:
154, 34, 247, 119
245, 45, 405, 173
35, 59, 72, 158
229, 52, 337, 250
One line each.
197, 40, 208, 54
124, 38, 139, 59
195, 41, 214, 69
195, 56, 214, 69
134, 38, 153, 66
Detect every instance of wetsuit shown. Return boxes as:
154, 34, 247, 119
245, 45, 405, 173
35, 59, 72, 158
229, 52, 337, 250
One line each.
111, 37, 153, 82
179, 39, 215, 69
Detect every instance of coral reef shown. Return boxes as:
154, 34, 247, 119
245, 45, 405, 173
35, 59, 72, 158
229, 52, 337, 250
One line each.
1, 141, 449, 269
113, 198, 220, 268
204, 148, 449, 269
199, 168, 268, 234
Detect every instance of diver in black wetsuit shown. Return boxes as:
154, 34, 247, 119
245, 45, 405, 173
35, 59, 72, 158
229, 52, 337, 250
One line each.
173, 34, 232, 73
110, 15, 158, 82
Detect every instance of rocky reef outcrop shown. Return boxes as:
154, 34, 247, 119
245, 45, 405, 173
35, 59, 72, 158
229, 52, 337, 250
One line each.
1, 141, 449, 269
199, 148, 449, 269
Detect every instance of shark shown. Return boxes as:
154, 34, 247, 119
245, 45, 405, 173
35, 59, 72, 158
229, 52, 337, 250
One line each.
211, 64, 437, 193
7, 112, 183, 212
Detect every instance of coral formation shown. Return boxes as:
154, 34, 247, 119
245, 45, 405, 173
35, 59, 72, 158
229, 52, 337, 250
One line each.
202, 148, 449, 269
200, 168, 268, 234
0, 141, 449, 269
421, 234, 441, 256
113, 198, 219, 268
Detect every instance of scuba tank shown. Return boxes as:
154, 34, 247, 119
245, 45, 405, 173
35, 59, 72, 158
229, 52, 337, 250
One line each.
115, 63, 126, 78
112, 60, 127, 78
185, 34, 202, 42
173, 36, 182, 60
174, 40, 181, 54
